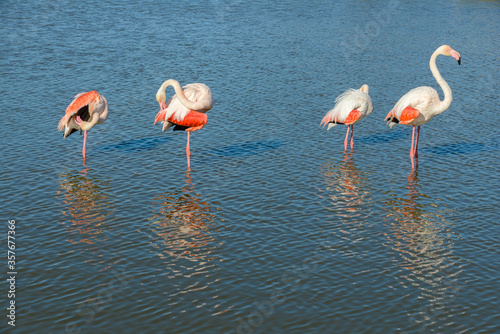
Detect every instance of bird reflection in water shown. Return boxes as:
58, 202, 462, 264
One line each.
384, 170, 462, 332
147, 172, 230, 318
56, 167, 115, 268
149, 171, 221, 265
321, 153, 371, 251
384, 170, 451, 255
322, 152, 370, 216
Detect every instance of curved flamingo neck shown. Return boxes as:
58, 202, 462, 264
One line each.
157, 79, 206, 111
429, 48, 452, 114
79, 112, 100, 131
97, 96, 108, 124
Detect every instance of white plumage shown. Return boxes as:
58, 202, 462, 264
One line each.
322, 87, 373, 130
162, 83, 212, 123
388, 86, 441, 128
384, 44, 461, 169
321, 84, 373, 151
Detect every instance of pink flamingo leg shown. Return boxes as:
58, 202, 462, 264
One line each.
414, 126, 420, 158
414, 126, 420, 168
350, 125, 354, 150
74, 116, 87, 158
410, 126, 416, 158
186, 131, 191, 171
410, 126, 416, 169
82, 131, 87, 158
344, 126, 350, 152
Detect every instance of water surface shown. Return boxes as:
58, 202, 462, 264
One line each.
1, 0, 499, 333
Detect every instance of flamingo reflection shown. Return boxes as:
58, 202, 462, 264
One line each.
384, 170, 462, 331
384, 171, 449, 251
146, 172, 230, 317
322, 152, 370, 216
149, 171, 221, 263
56, 168, 114, 266
321, 153, 372, 252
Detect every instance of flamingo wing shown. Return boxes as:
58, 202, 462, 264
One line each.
184, 83, 213, 112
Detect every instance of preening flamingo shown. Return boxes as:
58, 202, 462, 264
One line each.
385, 45, 461, 168
154, 79, 213, 170
58, 91, 108, 159
321, 84, 373, 151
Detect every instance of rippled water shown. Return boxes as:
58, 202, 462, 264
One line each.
1, 0, 499, 333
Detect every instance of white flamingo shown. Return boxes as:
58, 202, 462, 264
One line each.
321, 84, 373, 151
155, 79, 213, 170
385, 45, 461, 168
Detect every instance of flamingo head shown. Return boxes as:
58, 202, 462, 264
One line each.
359, 84, 369, 94
442, 45, 461, 65
156, 87, 167, 109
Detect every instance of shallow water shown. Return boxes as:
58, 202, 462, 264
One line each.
1, 0, 499, 333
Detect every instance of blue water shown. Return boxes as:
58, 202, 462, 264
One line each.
1, 0, 499, 333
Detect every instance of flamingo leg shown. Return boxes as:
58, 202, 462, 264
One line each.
186, 131, 191, 171
344, 126, 350, 152
410, 126, 416, 158
414, 126, 420, 168
410, 126, 417, 169
83, 131, 87, 158
350, 125, 354, 150
414, 126, 420, 158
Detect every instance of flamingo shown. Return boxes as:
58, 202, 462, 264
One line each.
58, 91, 108, 159
385, 45, 461, 168
321, 84, 373, 151
154, 79, 213, 170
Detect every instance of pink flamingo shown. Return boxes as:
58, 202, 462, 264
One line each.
58, 91, 109, 159
321, 84, 373, 151
385, 45, 461, 168
154, 79, 213, 170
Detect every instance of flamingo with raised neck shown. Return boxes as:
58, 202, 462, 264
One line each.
385, 45, 461, 169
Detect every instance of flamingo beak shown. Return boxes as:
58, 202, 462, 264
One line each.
450, 49, 461, 65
